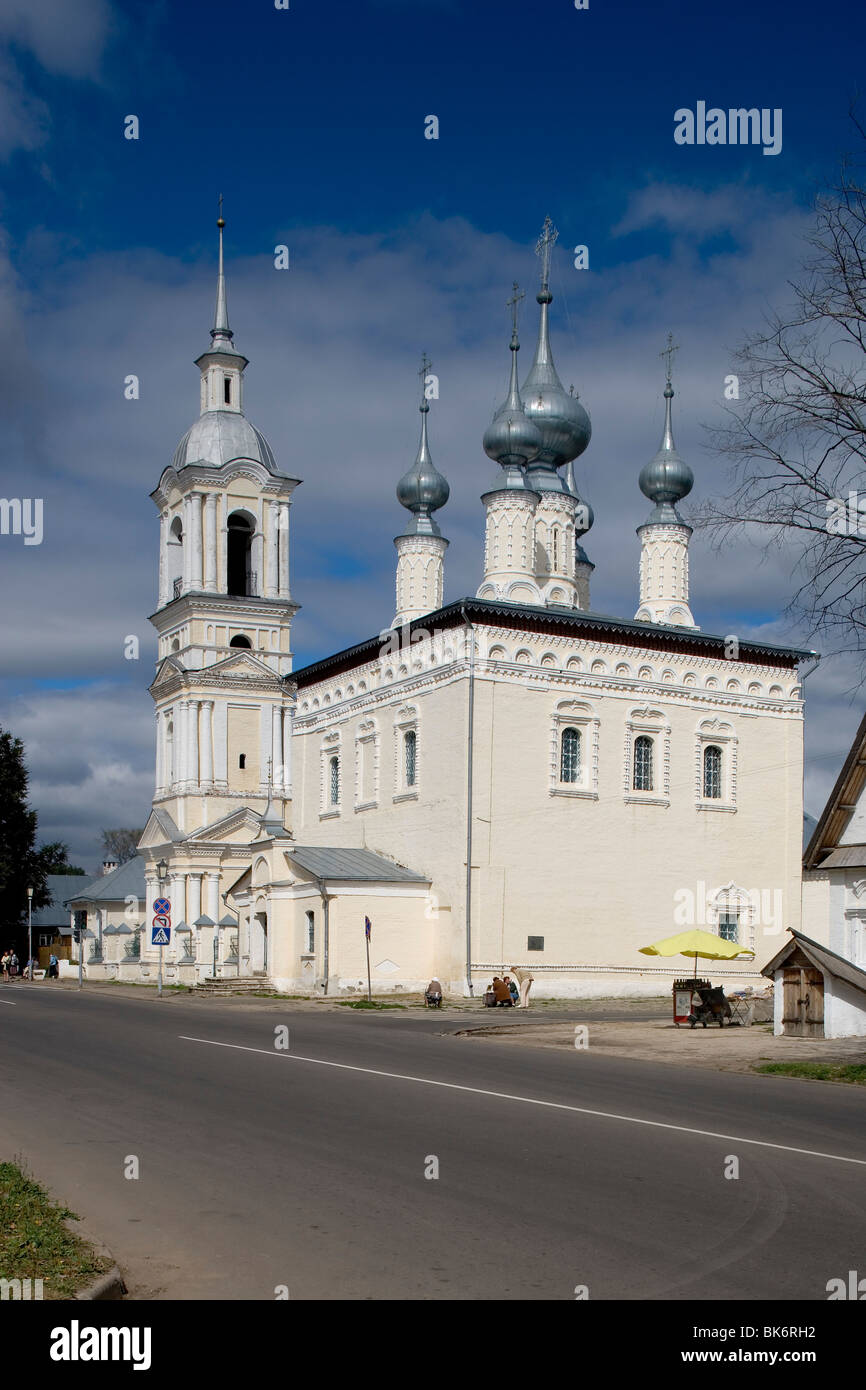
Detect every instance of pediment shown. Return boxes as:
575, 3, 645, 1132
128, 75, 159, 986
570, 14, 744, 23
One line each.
207, 651, 282, 683
139, 807, 183, 849
187, 807, 265, 845
151, 656, 187, 690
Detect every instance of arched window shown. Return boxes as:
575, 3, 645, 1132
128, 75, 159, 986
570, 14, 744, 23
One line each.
552, 527, 560, 571
703, 745, 722, 799
229, 634, 252, 649
633, 735, 654, 791
560, 727, 581, 783
329, 755, 340, 806
404, 730, 417, 787
227, 512, 254, 597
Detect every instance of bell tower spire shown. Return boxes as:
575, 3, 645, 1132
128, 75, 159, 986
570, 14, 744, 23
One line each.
634, 336, 697, 628
392, 355, 450, 628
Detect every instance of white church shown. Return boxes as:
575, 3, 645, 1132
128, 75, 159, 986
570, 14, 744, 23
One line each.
76, 216, 814, 998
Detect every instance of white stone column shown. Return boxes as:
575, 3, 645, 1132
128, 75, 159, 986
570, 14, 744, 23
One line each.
218, 495, 228, 593
182, 495, 192, 591
158, 511, 169, 606
266, 501, 279, 598
188, 873, 203, 925
258, 705, 270, 789
204, 494, 217, 592
206, 872, 221, 923
190, 493, 203, 591
252, 526, 264, 597
213, 702, 228, 786
278, 503, 291, 596
200, 700, 214, 787
271, 704, 282, 787
282, 706, 293, 796
155, 710, 164, 794
188, 699, 200, 787
176, 701, 188, 784
170, 871, 187, 926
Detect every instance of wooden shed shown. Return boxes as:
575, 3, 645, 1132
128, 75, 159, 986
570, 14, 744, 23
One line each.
761, 929, 866, 1039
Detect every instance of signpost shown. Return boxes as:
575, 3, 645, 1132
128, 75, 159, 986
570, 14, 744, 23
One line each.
364, 916, 372, 1003
152, 904, 171, 997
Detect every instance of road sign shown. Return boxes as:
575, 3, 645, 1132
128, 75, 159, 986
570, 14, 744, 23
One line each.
151, 925, 171, 946
153, 897, 171, 916
152, 914, 170, 930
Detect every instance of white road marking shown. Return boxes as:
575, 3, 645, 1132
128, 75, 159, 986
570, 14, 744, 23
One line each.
0, 999, 16, 1004
178, 1034, 866, 1168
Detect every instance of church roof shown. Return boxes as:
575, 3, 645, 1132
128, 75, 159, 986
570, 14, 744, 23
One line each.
31, 874, 94, 927
292, 596, 814, 688
287, 847, 428, 883
803, 709, 866, 870
65, 855, 147, 905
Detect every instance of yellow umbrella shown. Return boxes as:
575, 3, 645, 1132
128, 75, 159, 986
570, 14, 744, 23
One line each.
639, 928, 755, 975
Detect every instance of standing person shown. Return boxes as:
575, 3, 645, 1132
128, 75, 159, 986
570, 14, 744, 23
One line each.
1, 950, 9, 981
509, 963, 534, 1008
8, 951, 18, 980
48, 953, 58, 980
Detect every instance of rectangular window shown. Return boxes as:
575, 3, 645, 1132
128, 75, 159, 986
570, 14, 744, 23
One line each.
306, 911, 315, 954
718, 912, 739, 943
527, 936, 544, 951
633, 736, 654, 791
224, 377, 232, 404
239, 754, 246, 769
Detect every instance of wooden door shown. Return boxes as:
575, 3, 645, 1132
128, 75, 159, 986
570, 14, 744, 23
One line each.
782, 966, 824, 1037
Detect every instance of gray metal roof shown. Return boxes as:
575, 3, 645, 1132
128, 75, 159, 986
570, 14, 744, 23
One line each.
287, 847, 428, 883
65, 855, 147, 905
821, 845, 866, 869
173, 412, 279, 475
31, 874, 94, 927
292, 596, 814, 688
761, 929, 866, 997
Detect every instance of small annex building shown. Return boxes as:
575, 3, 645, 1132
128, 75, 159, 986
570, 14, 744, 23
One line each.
761, 929, 866, 1038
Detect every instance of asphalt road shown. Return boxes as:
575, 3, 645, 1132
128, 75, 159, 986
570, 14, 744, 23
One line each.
1, 983, 864, 1301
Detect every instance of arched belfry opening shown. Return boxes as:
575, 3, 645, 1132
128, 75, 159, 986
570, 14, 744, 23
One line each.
230, 634, 252, 649
227, 511, 254, 597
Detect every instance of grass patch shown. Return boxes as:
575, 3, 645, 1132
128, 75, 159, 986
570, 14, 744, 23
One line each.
335, 999, 407, 1010
0, 1160, 112, 1299
753, 1062, 866, 1085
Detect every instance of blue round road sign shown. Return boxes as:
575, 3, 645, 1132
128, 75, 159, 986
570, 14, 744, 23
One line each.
153, 898, 171, 916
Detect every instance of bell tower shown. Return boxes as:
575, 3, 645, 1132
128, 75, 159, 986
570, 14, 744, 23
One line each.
148, 211, 301, 834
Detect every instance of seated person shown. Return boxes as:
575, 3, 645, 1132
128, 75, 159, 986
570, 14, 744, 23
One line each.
425, 977, 443, 1005
492, 976, 513, 1006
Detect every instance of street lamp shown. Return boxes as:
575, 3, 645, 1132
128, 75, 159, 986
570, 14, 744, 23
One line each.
156, 860, 168, 998
26, 886, 33, 981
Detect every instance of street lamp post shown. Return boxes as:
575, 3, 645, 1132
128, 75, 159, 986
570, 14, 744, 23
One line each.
156, 859, 168, 999
26, 886, 33, 981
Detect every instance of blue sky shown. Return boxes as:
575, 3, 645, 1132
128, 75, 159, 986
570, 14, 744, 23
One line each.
0, 0, 864, 864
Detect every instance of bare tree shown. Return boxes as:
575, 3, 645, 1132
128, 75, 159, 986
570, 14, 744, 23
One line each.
100, 828, 143, 865
699, 122, 866, 664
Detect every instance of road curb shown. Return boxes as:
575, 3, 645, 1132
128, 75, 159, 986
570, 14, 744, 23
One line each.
65, 1217, 127, 1301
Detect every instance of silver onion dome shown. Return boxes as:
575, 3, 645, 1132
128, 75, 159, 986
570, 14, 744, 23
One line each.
520, 218, 591, 491
483, 283, 542, 487
639, 374, 693, 523
396, 362, 450, 536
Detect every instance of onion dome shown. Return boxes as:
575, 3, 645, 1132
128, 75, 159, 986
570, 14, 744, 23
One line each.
639, 351, 693, 523
521, 218, 591, 491
483, 283, 542, 489
396, 355, 450, 537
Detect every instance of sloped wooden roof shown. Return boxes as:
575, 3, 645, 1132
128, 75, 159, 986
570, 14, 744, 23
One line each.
803, 710, 866, 870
